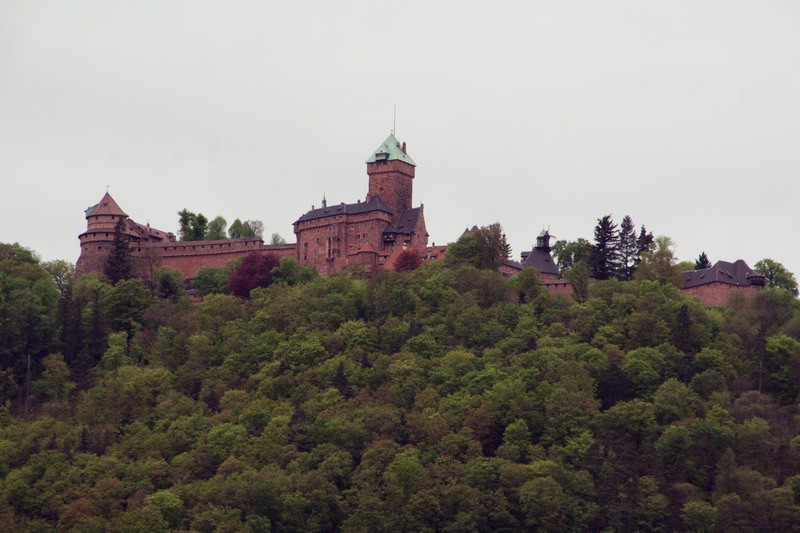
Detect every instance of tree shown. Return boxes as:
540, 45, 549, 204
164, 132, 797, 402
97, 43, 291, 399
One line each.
271, 233, 287, 245
617, 215, 638, 281
177, 209, 208, 241
228, 219, 245, 239
153, 266, 185, 300
103, 278, 153, 339
565, 260, 591, 302
509, 267, 543, 304
394, 249, 421, 272
447, 223, 510, 270
205, 216, 228, 240
634, 236, 681, 286
552, 238, 592, 276
228, 219, 265, 239
34, 353, 74, 401
193, 263, 236, 296
42, 259, 75, 296
754, 258, 798, 295
590, 215, 619, 280
245, 220, 264, 239
229, 253, 280, 298
104, 218, 133, 284
636, 225, 654, 259
695, 252, 712, 270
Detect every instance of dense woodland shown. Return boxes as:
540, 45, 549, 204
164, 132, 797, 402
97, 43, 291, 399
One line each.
4, 234, 800, 532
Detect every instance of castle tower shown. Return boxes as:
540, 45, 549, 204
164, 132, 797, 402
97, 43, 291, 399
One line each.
366, 133, 416, 221
76, 192, 128, 277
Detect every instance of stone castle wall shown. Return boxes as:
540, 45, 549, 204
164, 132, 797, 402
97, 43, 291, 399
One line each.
137, 240, 296, 279
682, 282, 762, 307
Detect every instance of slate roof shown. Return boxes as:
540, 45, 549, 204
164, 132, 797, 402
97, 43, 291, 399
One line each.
294, 195, 392, 224
366, 133, 416, 166
384, 208, 421, 234
521, 247, 559, 275
127, 220, 174, 242
681, 259, 766, 289
86, 192, 127, 217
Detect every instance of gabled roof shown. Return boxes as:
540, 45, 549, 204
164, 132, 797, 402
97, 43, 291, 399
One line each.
521, 247, 559, 275
366, 133, 416, 166
681, 259, 766, 289
85, 192, 127, 217
384, 208, 421, 235
294, 195, 392, 224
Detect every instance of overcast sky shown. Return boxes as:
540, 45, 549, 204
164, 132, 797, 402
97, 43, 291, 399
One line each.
2, 1, 799, 277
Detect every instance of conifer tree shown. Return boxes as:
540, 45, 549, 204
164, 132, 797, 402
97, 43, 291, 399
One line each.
617, 215, 638, 280
104, 218, 132, 284
636, 225, 654, 261
695, 252, 711, 270
590, 215, 619, 280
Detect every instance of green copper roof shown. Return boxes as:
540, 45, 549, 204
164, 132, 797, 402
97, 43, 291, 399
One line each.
366, 133, 416, 166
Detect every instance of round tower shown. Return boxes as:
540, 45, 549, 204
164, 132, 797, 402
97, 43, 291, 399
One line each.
76, 192, 129, 277
366, 133, 416, 221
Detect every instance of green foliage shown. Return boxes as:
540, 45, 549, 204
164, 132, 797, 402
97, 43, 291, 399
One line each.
205, 216, 228, 240
228, 219, 264, 239
6, 240, 800, 530
446, 223, 510, 270
755, 258, 798, 295
193, 262, 238, 297
178, 209, 208, 241
634, 236, 681, 286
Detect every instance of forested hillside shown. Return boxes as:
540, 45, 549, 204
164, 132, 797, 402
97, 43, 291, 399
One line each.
3, 242, 800, 532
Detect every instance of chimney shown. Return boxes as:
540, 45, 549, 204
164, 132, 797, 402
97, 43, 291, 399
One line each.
402, 142, 407, 154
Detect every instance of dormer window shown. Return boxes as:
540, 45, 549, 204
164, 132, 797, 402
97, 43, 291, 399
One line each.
375, 151, 389, 160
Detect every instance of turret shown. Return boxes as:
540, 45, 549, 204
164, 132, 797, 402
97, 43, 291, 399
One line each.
366, 133, 416, 221
76, 192, 128, 277
535, 230, 553, 252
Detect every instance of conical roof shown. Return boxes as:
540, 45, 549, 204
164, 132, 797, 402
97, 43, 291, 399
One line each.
85, 192, 127, 217
366, 133, 416, 166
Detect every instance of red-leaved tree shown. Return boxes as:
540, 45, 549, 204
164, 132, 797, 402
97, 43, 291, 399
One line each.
228, 253, 280, 298
394, 249, 422, 272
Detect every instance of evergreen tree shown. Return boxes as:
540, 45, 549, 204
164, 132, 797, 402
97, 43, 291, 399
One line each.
590, 215, 619, 280
636, 225, 654, 262
104, 218, 132, 284
695, 252, 712, 270
617, 215, 638, 281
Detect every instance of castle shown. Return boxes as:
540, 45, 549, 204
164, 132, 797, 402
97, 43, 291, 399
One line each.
76, 134, 432, 280
76, 133, 766, 308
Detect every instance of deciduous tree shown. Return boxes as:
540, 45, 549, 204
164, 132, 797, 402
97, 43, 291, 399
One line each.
754, 258, 798, 295
229, 253, 280, 298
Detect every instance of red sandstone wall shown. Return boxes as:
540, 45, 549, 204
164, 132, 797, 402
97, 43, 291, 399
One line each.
682, 283, 762, 307
294, 212, 394, 276
543, 281, 573, 299
135, 240, 295, 279
367, 159, 414, 221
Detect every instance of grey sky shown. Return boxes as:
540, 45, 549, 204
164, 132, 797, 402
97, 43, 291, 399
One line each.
2, 1, 799, 277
